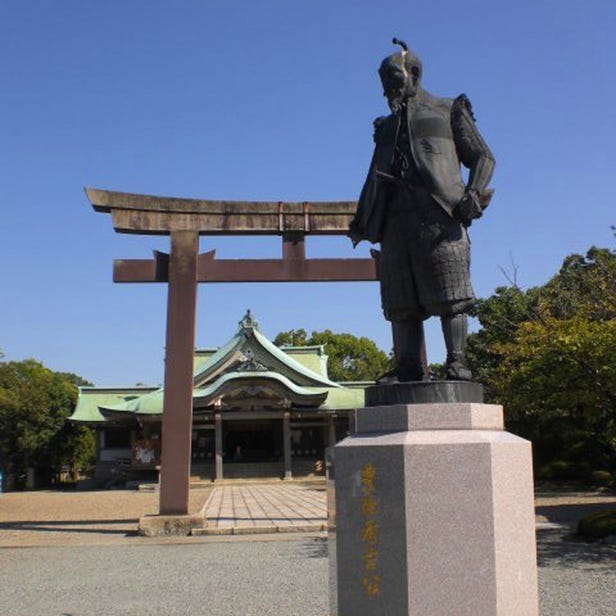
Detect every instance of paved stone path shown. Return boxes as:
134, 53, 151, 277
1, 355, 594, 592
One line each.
1, 485, 614, 546
198, 483, 327, 534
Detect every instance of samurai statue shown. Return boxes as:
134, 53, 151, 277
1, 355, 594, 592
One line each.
350, 39, 495, 382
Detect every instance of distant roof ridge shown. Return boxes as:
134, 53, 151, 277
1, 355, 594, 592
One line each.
279, 344, 326, 354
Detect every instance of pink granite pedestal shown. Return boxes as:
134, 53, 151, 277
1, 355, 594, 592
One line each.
333, 403, 539, 616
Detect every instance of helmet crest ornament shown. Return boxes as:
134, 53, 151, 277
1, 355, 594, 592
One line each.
379, 37, 423, 85
392, 37, 409, 53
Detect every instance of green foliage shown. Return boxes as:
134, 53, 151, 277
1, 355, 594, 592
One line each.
274, 329, 389, 382
467, 246, 616, 483
577, 509, 616, 539
541, 247, 616, 321
590, 470, 614, 488
428, 363, 447, 380
537, 459, 576, 481
0, 359, 95, 489
274, 329, 308, 347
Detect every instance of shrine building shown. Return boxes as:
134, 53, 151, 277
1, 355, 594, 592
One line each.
70, 311, 367, 482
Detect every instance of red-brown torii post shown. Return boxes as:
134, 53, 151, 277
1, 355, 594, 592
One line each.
86, 187, 424, 517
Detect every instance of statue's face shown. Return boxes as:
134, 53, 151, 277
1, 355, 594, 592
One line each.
379, 58, 420, 113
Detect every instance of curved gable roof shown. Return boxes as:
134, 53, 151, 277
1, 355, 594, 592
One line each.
193, 311, 341, 390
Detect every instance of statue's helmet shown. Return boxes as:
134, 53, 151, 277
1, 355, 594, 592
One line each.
378, 38, 422, 89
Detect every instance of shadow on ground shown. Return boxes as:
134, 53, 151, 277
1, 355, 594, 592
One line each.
537, 528, 615, 570
299, 536, 328, 559
535, 499, 616, 569
0, 519, 138, 536
296, 525, 616, 570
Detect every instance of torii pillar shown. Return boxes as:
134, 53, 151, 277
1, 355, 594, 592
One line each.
88, 188, 421, 521
159, 230, 199, 514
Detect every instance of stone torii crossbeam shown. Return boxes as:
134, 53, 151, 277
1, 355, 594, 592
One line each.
87, 187, 378, 516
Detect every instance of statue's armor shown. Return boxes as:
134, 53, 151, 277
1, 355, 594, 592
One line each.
352, 89, 494, 322
390, 92, 466, 214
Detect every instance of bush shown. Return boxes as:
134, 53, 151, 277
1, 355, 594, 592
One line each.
590, 470, 614, 488
537, 460, 574, 481
577, 509, 616, 539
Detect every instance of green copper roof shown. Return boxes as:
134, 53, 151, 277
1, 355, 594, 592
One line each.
279, 345, 329, 377
194, 371, 330, 404
70, 311, 367, 423
251, 328, 340, 388
320, 385, 365, 409
99, 371, 331, 416
100, 388, 165, 416
192, 311, 340, 389
192, 333, 244, 384
194, 349, 218, 372
69, 386, 158, 423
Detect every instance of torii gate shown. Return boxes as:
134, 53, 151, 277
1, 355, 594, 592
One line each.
87, 187, 384, 516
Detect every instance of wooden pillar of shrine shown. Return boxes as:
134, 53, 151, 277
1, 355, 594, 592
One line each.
283, 411, 292, 479
214, 412, 223, 481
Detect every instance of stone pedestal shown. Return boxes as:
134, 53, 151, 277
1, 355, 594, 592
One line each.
333, 403, 538, 616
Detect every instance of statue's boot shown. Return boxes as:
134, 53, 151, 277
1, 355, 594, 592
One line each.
442, 314, 472, 381
376, 366, 400, 384
393, 319, 426, 382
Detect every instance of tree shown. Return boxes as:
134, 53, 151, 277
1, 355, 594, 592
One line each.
0, 359, 95, 489
274, 329, 389, 382
274, 329, 308, 347
467, 246, 616, 483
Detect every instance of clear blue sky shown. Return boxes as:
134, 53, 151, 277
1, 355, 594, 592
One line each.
1, 1, 614, 386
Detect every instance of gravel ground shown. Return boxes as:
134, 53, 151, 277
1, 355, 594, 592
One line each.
0, 536, 330, 616
537, 528, 615, 616
0, 532, 614, 616
0, 489, 211, 547
0, 489, 614, 615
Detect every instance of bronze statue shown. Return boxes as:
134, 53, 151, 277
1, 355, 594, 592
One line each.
350, 39, 495, 382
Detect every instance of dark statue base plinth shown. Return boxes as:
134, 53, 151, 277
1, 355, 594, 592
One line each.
365, 380, 484, 407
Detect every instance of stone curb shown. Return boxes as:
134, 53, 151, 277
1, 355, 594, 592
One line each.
138, 514, 206, 537
192, 523, 326, 536
536, 522, 569, 531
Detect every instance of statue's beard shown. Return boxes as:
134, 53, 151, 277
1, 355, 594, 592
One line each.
387, 92, 405, 113
387, 87, 417, 113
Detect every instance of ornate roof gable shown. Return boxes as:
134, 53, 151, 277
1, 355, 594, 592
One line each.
192, 310, 341, 390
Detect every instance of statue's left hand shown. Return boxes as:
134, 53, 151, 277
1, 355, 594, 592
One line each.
454, 190, 483, 227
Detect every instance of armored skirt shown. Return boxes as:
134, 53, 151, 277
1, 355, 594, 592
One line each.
378, 186, 475, 322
